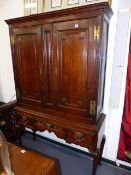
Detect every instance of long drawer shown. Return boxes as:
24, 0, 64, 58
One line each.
15, 108, 99, 152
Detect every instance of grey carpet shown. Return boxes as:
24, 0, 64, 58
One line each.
22, 133, 131, 175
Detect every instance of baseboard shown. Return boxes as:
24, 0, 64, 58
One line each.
24, 130, 131, 172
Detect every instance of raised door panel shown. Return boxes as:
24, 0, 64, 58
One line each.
53, 19, 97, 117
12, 26, 44, 105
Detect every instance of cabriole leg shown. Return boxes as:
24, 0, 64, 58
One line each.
98, 135, 106, 165
92, 135, 106, 175
92, 150, 99, 175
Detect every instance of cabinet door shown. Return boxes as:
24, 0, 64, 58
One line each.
53, 19, 97, 117
11, 26, 44, 105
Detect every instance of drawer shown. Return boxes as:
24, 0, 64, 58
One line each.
15, 109, 97, 150
45, 121, 66, 139
35, 120, 67, 139
67, 129, 96, 149
16, 110, 67, 140
16, 111, 37, 130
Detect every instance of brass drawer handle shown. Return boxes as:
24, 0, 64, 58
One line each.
45, 122, 53, 128
21, 116, 27, 122
74, 131, 84, 140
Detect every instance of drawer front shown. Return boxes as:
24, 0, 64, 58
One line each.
15, 109, 97, 151
67, 129, 96, 150
35, 119, 67, 139
16, 111, 37, 130
16, 110, 67, 140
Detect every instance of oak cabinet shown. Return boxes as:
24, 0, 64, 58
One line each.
6, 3, 112, 175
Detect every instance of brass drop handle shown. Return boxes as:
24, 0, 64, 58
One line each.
74, 131, 84, 140
21, 116, 27, 123
45, 122, 53, 128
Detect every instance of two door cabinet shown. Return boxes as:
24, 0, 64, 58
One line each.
6, 2, 112, 175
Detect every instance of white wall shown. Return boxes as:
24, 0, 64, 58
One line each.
0, 0, 23, 102
0, 0, 131, 166
103, 0, 131, 167
102, 0, 119, 158
105, 10, 131, 159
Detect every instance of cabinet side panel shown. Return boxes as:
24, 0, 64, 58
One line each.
97, 20, 109, 115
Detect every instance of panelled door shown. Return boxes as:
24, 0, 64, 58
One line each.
11, 25, 44, 105
53, 19, 97, 117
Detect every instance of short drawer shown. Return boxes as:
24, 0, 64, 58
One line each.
67, 129, 95, 149
16, 110, 67, 140
35, 120, 67, 139
16, 111, 37, 130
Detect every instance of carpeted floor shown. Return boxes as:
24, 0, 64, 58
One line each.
21, 132, 131, 175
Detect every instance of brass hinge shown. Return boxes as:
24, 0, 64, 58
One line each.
90, 100, 96, 115
94, 25, 100, 41
108, 0, 112, 6
11, 36, 15, 45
